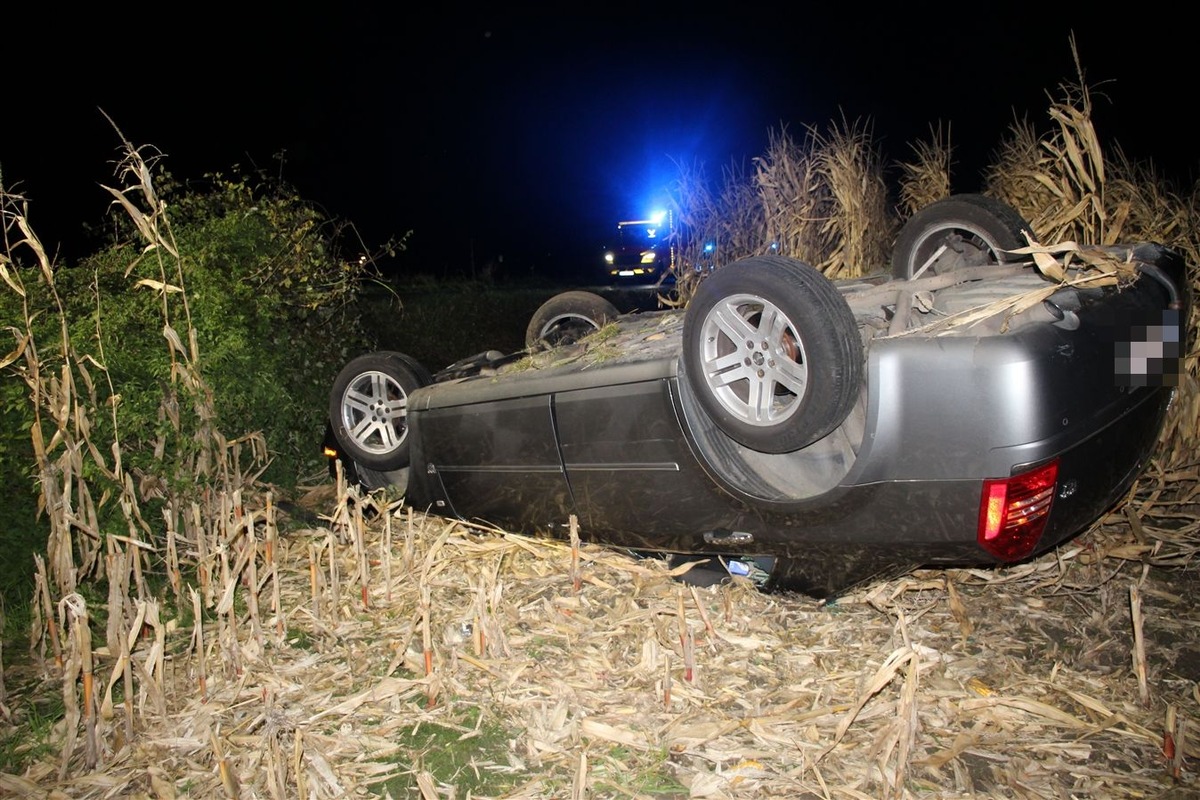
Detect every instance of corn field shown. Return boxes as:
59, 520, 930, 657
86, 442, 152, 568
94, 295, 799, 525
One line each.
1, 61, 1199, 798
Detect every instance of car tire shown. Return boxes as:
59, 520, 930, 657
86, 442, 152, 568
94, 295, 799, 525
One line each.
891, 194, 1034, 280
328, 351, 432, 472
525, 291, 619, 350
681, 254, 863, 454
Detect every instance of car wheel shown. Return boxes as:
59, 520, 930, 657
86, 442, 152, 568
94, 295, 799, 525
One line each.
525, 291, 619, 350
681, 255, 862, 454
891, 194, 1034, 280
328, 351, 431, 472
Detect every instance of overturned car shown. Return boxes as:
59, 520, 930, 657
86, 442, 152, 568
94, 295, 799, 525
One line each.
324, 195, 1189, 598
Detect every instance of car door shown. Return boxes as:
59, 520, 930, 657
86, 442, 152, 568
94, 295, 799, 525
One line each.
412, 392, 576, 532
553, 377, 743, 550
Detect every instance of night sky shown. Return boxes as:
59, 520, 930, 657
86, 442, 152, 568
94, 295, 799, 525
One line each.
4, 7, 1195, 281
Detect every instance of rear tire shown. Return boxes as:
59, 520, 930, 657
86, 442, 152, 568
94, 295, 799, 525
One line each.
525, 291, 619, 350
681, 255, 862, 453
891, 194, 1034, 280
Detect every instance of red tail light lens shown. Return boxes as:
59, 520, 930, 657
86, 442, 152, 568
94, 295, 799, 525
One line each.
977, 459, 1059, 561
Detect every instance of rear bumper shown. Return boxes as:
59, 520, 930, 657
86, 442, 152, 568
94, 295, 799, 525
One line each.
760, 382, 1172, 596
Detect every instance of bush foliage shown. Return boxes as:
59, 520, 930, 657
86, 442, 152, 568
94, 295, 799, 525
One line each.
10, 167, 381, 478
0, 160, 390, 602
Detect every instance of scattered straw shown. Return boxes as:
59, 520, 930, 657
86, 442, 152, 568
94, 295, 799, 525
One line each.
6, 478, 1196, 797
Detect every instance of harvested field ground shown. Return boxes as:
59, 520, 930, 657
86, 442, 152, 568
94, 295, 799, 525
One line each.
3, 466, 1198, 799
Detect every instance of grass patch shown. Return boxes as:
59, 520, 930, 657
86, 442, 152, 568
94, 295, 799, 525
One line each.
373, 705, 521, 798
590, 746, 690, 796
285, 627, 316, 651
0, 682, 64, 773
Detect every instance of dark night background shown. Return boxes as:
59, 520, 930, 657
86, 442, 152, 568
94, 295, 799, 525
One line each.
3, 7, 1195, 283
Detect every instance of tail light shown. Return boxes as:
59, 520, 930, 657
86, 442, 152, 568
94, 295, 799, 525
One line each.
977, 459, 1059, 561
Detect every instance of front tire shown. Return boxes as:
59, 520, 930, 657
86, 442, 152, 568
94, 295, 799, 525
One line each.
328, 351, 431, 471
891, 194, 1034, 280
681, 255, 862, 454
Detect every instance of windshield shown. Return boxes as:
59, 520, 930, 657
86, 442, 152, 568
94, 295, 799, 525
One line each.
618, 220, 666, 248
